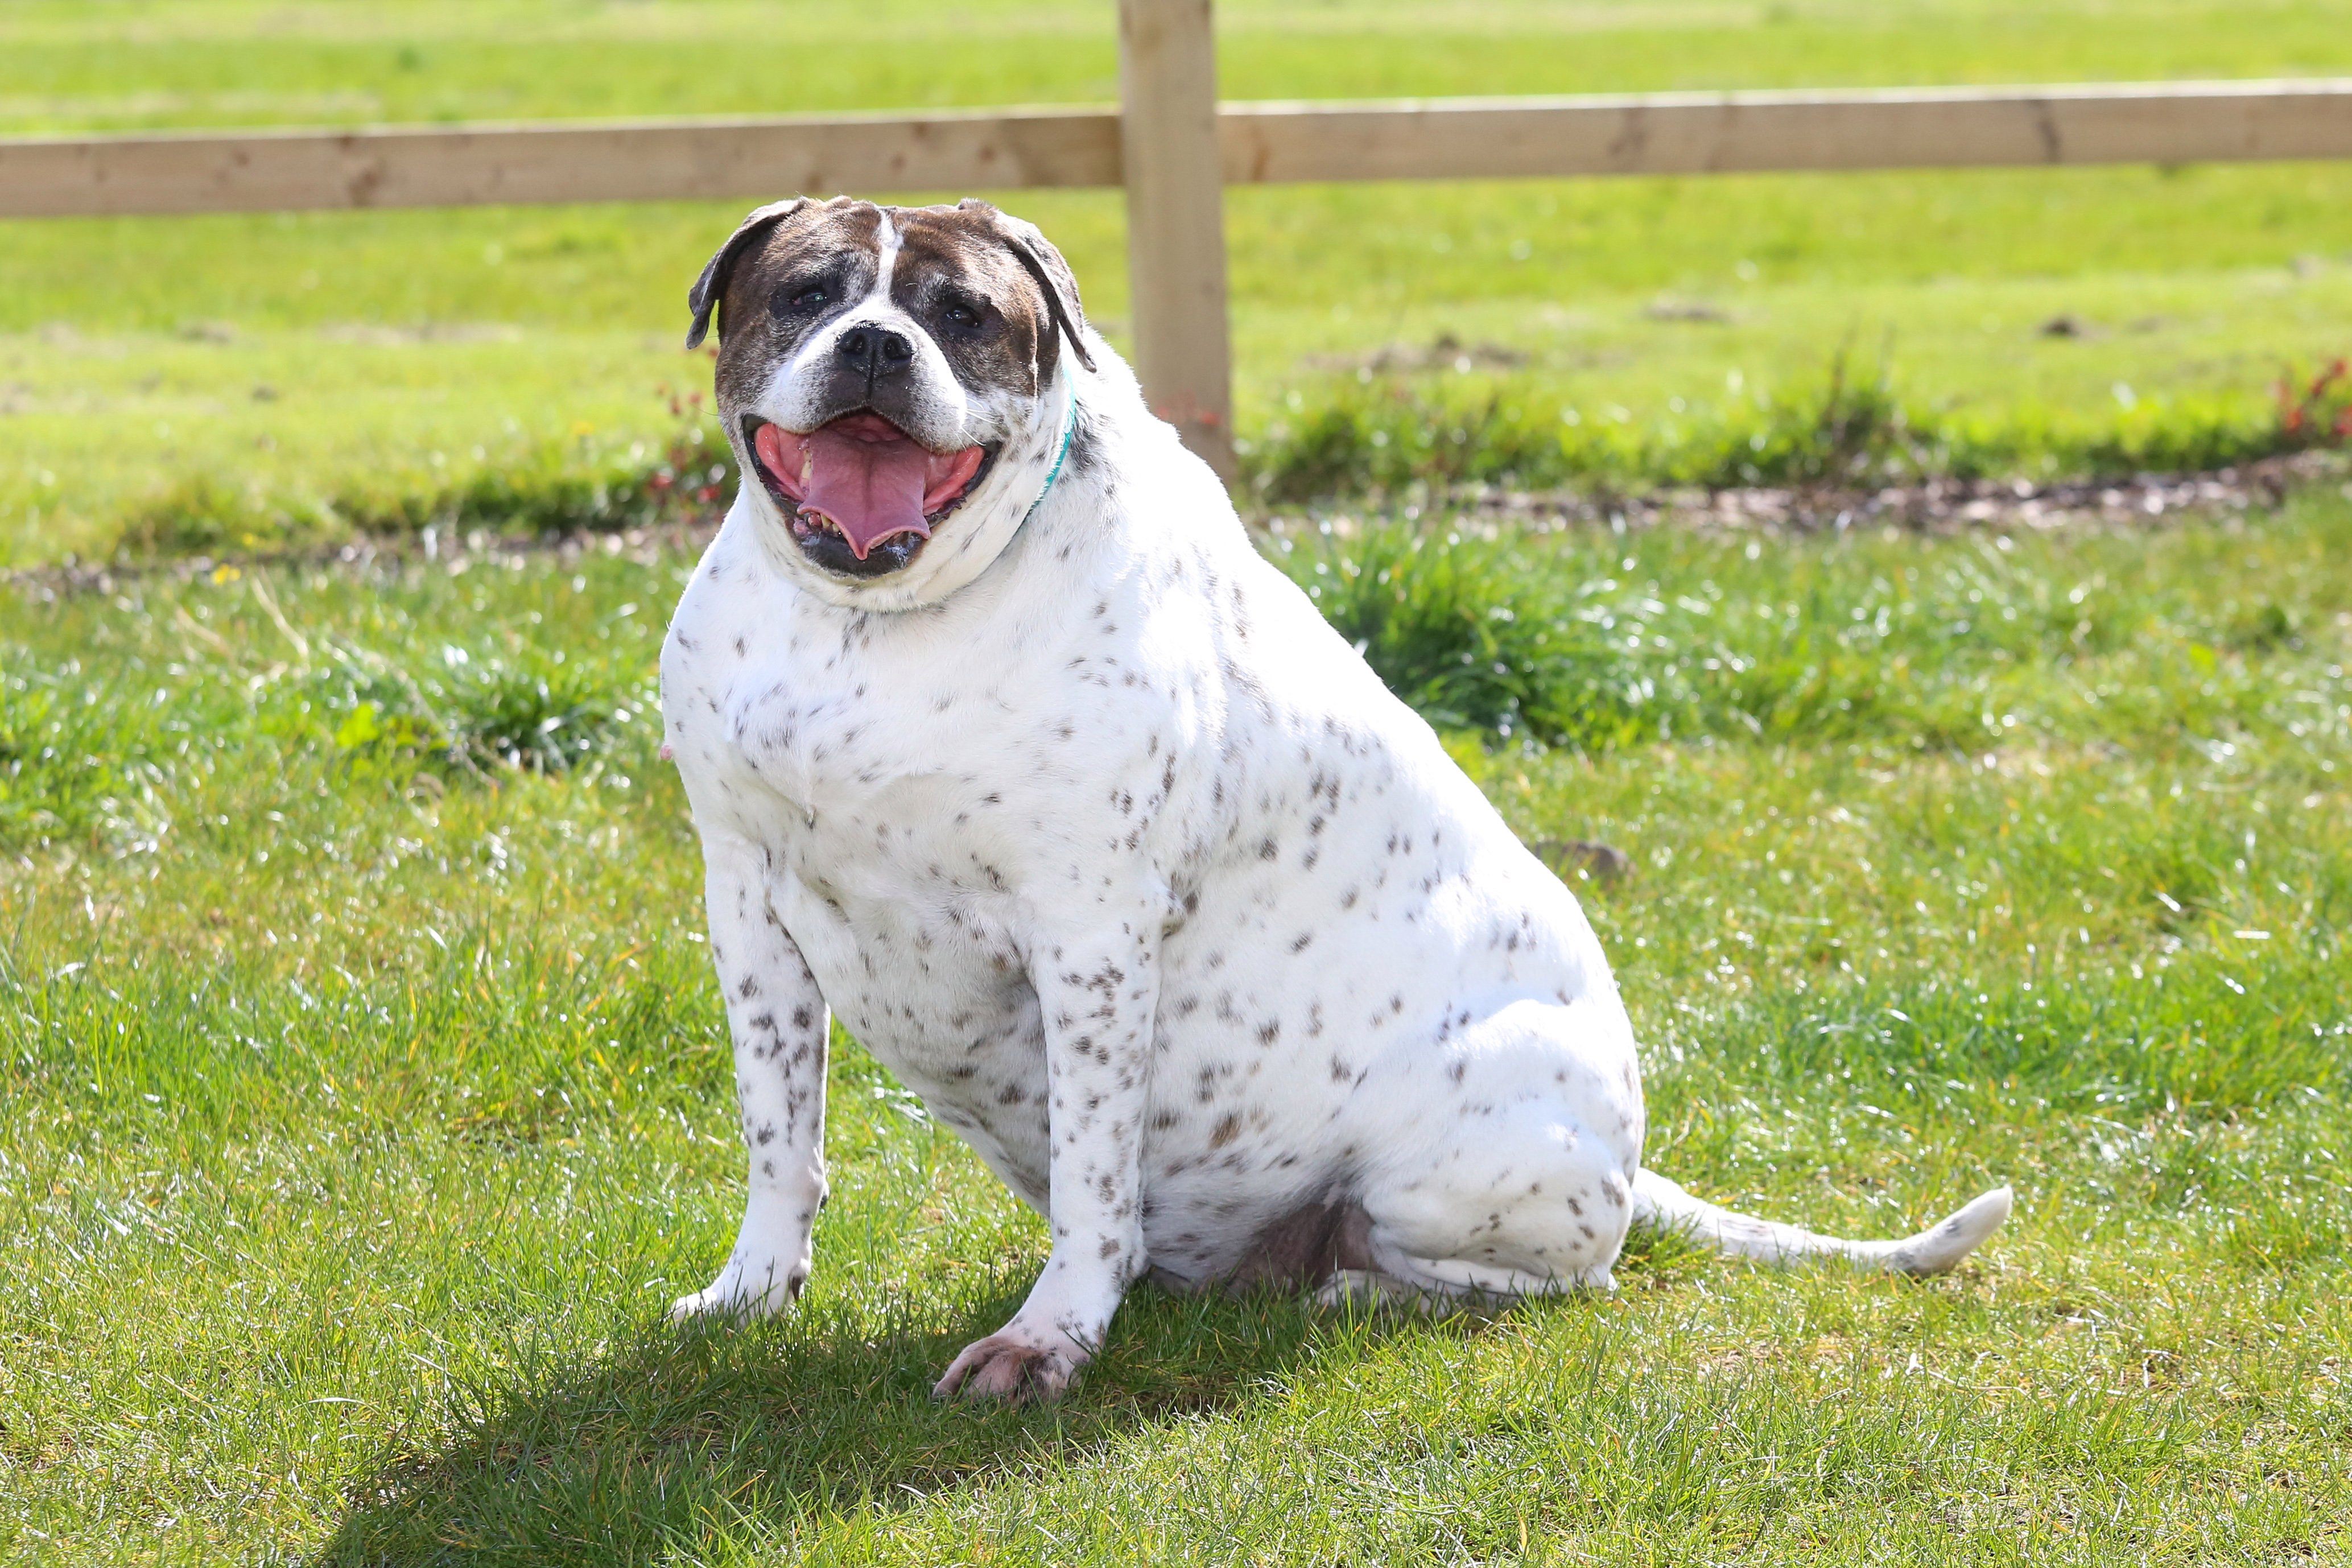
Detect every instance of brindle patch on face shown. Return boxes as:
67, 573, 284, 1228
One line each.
711, 200, 884, 418
889, 210, 1059, 399
707, 197, 1083, 430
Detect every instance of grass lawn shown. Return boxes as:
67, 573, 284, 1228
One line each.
3, 491, 2349, 1562
7, 0, 2352, 562
5, 3, 2351, 1560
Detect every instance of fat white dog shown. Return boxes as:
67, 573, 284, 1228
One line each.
659, 197, 2011, 1401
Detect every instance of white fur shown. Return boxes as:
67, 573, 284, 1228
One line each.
661, 328, 2009, 1398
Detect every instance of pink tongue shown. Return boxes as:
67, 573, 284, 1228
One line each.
801, 423, 933, 560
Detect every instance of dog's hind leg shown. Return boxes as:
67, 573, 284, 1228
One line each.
1333, 997, 1648, 1307
1334, 1108, 1637, 1308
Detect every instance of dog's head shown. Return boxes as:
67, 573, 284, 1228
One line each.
688, 196, 1093, 606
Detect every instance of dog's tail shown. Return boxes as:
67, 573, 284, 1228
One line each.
1631, 1169, 2012, 1276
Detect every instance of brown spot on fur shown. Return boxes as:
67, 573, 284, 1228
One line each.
1220, 1200, 1376, 1292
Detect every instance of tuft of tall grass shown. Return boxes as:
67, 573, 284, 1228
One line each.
0, 665, 167, 845
1239, 354, 2338, 504
325, 643, 645, 778
114, 417, 739, 562
1276, 523, 1651, 746
0, 628, 653, 852
1271, 505, 2346, 754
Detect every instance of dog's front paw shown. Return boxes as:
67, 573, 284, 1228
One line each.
932, 1326, 1090, 1403
668, 1255, 807, 1325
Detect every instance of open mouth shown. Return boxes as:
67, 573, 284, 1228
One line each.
745, 411, 993, 576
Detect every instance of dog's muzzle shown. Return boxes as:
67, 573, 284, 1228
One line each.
746, 411, 995, 577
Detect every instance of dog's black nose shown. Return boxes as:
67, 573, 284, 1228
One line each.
836, 325, 914, 378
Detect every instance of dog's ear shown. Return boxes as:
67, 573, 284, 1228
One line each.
686, 198, 810, 350
959, 198, 1096, 377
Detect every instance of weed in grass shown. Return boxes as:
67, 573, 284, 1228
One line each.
2276, 356, 2352, 447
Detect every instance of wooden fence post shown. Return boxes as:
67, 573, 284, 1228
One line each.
1117, 0, 1236, 485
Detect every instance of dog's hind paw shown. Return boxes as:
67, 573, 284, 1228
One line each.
668, 1256, 806, 1324
1313, 1268, 1456, 1313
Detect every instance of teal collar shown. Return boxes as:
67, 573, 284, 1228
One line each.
1022, 379, 1077, 527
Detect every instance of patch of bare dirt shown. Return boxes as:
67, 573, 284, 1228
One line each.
11, 455, 2348, 603
6, 517, 720, 603
1302, 331, 1530, 375
1266, 451, 2350, 538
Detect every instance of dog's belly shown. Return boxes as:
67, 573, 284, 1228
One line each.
798, 906, 1366, 1282
785, 832, 1636, 1290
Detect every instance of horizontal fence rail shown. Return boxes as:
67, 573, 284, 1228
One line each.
0, 109, 1123, 218
4, 79, 2350, 219
1218, 79, 2352, 183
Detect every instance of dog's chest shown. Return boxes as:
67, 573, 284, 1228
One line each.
730, 665, 1025, 929
672, 595, 1107, 1105
711, 626, 1064, 889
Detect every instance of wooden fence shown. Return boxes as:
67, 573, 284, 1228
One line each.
6, 0, 2351, 477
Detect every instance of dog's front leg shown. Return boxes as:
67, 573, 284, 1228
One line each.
670, 835, 831, 1324
935, 909, 1159, 1402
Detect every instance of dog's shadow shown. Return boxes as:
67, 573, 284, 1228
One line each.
308, 1277, 1420, 1563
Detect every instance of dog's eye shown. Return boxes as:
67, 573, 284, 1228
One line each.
773, 281, 833, 317
941, 299, 983, 329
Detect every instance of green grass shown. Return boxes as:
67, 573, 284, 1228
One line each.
13, 0, 2352, 138
1247, 348, 2352, 501
8, 0, 2352, 562
3, 492, 2349, 1562
1272, 479, 2352, 752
